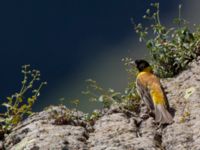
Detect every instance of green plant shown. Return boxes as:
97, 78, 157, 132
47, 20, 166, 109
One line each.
82, 79, 120, 108
121, 57, 140, 111
71, 99, 80, 108
0, 65, 47, 134
51, 106, 74, 125
82, 72, 140, 112
71, 99, 81, 123
83, 110, 101, 125
133, 3, 200, 77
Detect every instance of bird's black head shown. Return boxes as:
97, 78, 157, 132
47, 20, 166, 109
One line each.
134, 59, 151, 72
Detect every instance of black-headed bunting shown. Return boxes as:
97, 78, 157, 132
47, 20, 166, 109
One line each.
135, 59, 173, 124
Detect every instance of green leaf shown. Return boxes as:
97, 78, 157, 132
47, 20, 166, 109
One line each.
26, 111, 33, 115
19, 104, 28, 112
0, 117, 5, 123
2, 103, 11, 108
146, 9, 150, 15
146, 41, 153, 49
6, 97, 13, 104
17, 96, 23, 103
98, 95, 104, 102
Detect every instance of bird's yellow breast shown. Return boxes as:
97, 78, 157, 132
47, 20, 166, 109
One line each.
137, 71, 166, 105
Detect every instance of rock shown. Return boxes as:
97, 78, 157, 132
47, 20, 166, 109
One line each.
87, 110, 162, 150
3, 106, 88, 150
161, 57, 200, 149
88, 113, 138, 150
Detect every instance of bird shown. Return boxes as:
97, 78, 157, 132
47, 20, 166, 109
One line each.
134, 59, 173, 124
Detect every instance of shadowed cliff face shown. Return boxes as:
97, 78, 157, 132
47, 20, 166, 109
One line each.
3, 57, 200, 150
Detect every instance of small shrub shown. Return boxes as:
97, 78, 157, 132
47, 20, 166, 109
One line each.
83, 110, 101, 125
51, 107, 74, 125
82, 79, 120, 108
0, 65, 47, 134
133, 3, 200, 77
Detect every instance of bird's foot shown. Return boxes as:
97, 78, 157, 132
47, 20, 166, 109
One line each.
140, 113, 150, 120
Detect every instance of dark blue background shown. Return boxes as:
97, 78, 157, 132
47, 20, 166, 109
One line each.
0, 0, 185, 112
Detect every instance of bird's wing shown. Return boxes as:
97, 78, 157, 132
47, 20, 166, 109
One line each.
136, 78, 154, 110
160, 85, 170, 109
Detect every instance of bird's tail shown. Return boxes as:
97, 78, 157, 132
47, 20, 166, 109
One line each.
154, 104, 173, 124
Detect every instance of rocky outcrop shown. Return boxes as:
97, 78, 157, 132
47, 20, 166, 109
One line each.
161, 58, 200, 150
3, 57, 200, 150
87, 111, 159, 150
3, 106, 89, 150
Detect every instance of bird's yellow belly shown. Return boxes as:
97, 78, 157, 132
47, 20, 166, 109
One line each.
151, 90, 165, 105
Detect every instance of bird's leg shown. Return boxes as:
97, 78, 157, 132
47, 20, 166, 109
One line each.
140, 103, 152, 120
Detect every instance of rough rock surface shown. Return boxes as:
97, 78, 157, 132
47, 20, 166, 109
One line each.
2, 58, 200, 150
161, 57, 200, 150
3, 106, 89, 150
87, 111, 158, 150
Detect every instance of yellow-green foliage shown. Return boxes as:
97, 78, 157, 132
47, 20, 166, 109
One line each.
82, 79, 120, 108
83, 110, 101, 125
0, 65, 46, 134
133, 3, 200, 77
